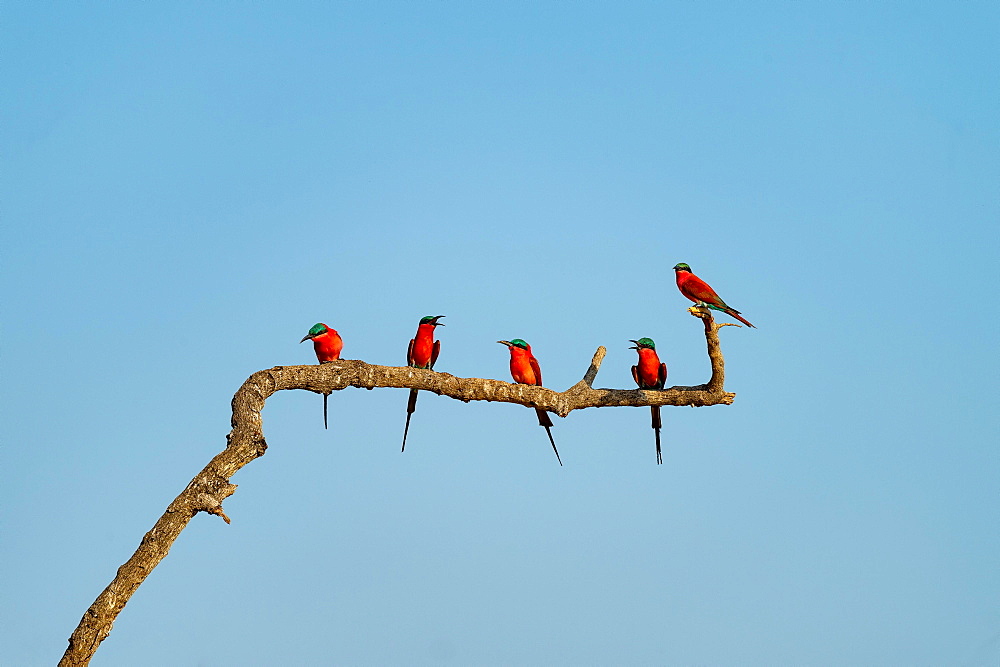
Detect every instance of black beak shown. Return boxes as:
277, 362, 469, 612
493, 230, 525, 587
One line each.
432, 315, 445, 326
497, 340, 511, 347
300, 335, 313, 343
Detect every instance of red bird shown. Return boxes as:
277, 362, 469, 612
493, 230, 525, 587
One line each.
630, 338, 668, 465
497, 339, 562, 466
300, 323, 343, 429
673, 263, 755, 328
402, 315, 445, 452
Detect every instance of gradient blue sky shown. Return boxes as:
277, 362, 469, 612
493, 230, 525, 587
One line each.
3, 2, 998, 665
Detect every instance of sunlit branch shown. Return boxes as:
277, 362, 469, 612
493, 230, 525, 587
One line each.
60, 310, 736, 665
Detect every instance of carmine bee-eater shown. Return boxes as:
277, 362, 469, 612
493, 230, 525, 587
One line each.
300, 323, 343, 429
673, 263, 755, 328
630, 338, 668, 465
401, 315, 445, 452
497, 339, 562, 466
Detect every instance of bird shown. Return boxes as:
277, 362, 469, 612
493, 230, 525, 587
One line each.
300, 323, 343, 429
629, 338, 668, 464
673, 263, 755, 328
402, 315, 445, 452
497, 339, 562, 466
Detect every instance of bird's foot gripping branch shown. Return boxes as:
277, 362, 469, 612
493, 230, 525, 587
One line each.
60, 311, 736, 666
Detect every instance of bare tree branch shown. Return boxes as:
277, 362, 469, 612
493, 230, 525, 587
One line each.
60, 309, 736, 665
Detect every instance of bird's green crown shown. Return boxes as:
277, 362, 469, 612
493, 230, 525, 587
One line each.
673, 262, 691, 272
509, 338, 529, 349
632, 337, 656, 349
307, 323, 328, 336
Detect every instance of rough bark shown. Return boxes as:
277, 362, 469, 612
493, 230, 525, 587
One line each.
60, 308, 737, 665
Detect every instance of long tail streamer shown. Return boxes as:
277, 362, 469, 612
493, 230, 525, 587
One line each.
535, 408, 562, 466
401, 389, 418, 452
651, 405, 662, 464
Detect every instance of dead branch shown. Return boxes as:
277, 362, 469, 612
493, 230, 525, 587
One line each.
60, 311, 736, 665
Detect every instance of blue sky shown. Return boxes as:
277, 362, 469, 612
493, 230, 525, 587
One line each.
3, 2, 998, 665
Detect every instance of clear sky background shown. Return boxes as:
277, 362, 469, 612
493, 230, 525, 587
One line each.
3, 2, 998, 665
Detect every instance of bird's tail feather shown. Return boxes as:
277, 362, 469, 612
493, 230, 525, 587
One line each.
401, 389, 418, 452
652, 406, 662, 465
727, 309, 755, 328
534, 408, 563, 466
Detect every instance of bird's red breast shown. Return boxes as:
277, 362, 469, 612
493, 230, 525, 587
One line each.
312, 329, 343, 362
409, 323, 438, 368
634, 348, 665, 388
508, 346, 541, 386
